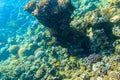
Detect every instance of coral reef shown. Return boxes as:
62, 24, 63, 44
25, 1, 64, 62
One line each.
0, 0, 120, 80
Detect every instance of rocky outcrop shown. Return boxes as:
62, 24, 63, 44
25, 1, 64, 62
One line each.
24, 0, 75, 29
25, 0, 90, 55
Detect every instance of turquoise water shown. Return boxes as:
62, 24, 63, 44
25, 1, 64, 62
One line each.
0, 0, 120, 80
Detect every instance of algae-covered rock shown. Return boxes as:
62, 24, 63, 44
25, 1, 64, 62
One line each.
24, 0, 75, 28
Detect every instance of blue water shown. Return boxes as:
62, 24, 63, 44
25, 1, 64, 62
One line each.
0, 0, 39, 60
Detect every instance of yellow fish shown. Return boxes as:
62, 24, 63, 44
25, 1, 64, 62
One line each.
55, 61, 60, 67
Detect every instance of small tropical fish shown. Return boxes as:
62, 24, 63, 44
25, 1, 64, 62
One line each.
55, 61, 60, 67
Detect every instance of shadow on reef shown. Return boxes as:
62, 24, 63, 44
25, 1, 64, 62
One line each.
24, 0, 90, 56
53, 23, 90, 56
93, 22, 116, 42
90, 21, 116, 55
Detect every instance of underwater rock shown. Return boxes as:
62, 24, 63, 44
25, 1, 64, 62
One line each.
24, 0, 75, 28
87, 54, 102, 64
25, 0, 90, 55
